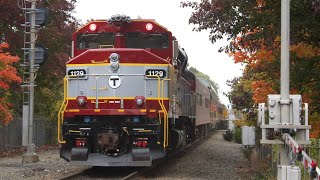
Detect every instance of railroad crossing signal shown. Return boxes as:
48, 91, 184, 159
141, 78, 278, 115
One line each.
257, 0, 311, 179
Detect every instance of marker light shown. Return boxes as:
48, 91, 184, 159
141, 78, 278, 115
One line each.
136, 99, 143, 106
146, 23, 153, 31
75, 138, 87, 147
76, 96, 87, 106
89, 24, 97, 31
135, 96, 145, 106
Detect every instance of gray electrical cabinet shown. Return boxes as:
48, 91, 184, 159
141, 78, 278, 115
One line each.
268, 94, 302, 125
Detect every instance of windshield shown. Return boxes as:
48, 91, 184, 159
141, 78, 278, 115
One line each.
126, 32, 169, 49
77, 32, 115, 49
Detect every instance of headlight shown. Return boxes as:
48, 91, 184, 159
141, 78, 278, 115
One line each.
109, 53, 119, 62
109, 53, 120, 71
110, 62, 119, 71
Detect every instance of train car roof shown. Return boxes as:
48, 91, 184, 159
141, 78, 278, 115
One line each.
182, 69, 196, 80
197, 77, 219, 96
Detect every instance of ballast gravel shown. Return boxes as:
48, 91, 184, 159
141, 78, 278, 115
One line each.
144, 131, 255, 179
0, 149, 88, 180
0, 131, 254, 180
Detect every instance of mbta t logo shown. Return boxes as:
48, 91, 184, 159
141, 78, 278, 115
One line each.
108, 75, 121, 89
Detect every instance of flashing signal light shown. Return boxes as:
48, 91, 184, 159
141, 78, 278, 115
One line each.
146, 23, 153, 31
89, 24, 97, 31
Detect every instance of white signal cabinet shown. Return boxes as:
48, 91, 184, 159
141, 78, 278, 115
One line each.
241, 126, 255, 146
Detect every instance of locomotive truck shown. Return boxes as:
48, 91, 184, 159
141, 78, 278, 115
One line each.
58, 14, 224, 166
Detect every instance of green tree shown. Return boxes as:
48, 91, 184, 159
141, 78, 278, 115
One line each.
182, 0, 320, 112
0, 0, 78, 125
226, 77, 253, 111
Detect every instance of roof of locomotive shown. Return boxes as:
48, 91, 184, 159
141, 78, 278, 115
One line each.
74, 18, 171, 35
71, 16, 174, 62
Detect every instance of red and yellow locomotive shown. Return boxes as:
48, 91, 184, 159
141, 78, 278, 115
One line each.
58, 14, 223, 166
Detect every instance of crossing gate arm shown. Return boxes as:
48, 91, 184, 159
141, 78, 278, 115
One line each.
283, 133, 320, 178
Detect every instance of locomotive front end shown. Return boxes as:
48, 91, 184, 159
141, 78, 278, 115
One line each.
58, 15, 173, 166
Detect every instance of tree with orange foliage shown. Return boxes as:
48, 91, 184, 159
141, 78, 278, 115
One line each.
0, 42, 21, 125
182, 0, 320, 114
0, 0, 78, 129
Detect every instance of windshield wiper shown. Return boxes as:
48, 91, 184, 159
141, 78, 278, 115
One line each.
137, 31, 166, 40
92, 30, 105, 41
137, 30, 147, 38
77, 30, 89, 43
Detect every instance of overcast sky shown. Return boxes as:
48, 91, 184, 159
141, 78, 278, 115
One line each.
74, 0, 244, 106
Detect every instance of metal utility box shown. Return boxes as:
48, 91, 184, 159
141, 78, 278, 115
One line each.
268, 94, 301, 125
277, 165, 301, 180
242, 126, 255, 146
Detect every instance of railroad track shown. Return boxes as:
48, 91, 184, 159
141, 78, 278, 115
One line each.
58, 161, 164, 180
59, 166, 143, 180
59, 131, 217, 180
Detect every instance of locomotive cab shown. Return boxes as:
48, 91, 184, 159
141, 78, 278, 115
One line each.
59, 15, 175, 166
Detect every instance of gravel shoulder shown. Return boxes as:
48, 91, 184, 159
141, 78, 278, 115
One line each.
0, 131, 254, 180
144, 131, 255, 179
0, 149, 88, 180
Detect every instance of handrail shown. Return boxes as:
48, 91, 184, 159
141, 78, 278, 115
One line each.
57, 77, 68, 144
91, 60, 108, 64
67, 73, 145, 79
161, 78, 171, 147
147, 75, 167, 148
59, 74, 169, 148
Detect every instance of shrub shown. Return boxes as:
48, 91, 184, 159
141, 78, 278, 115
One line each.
234, 126, 242, 144
223, 129, 233, 141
